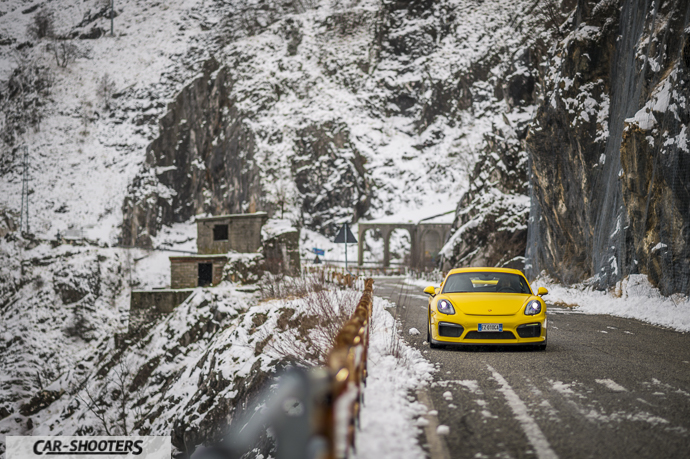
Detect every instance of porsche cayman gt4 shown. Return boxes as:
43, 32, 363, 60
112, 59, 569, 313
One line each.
424, 268, 548, 350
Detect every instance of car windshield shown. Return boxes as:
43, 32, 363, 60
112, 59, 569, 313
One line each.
442, 272, 532, 294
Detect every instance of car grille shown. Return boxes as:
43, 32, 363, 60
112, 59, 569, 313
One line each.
438, 322, 464, 338
517, 323, 541, 338
464, 331, 516, 340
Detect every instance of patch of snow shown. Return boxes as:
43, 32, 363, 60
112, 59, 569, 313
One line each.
436, 425, 450, 435
261, 218, 298, 240
595, 379, 627, 392
354, 296, 433, 459
533, 274, 690, 332
629, 108, 657, 130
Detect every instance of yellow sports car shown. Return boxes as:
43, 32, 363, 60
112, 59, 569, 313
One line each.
424, 267, 548, 350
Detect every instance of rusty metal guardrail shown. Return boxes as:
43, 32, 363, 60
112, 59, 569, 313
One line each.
324, 277, 373, 458
193, 278, 374, 459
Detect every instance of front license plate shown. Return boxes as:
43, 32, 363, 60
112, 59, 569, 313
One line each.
478, 323, 502, 332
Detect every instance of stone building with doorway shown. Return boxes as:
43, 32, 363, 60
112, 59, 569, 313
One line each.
170, 254, 229, 289
196, 213, 267, 255
129, 212, 300, 335
170, 212, 268, 288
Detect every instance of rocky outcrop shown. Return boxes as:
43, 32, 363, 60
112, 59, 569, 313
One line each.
441, 121, 531, 269
526, 0, 690, 294
292, 122, 370, 236
121, 59, 262, 247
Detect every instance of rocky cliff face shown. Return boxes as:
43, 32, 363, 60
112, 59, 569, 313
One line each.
526, 0, 690, 295
123, 0, 537, 245
441, 121, 531, 269
431, 0, 565, 269
121, 60, 263, 248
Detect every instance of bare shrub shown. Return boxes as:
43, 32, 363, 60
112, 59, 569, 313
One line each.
27, 9, 55, 40
258, 272, 327, 301
273, 178, 293, 219
542, 0, 566, 39
383, 320, 407, 363
79, 99, 94, 134
96, 72, 116, 109
267, 288, 359, 365
49, 40, 81, 68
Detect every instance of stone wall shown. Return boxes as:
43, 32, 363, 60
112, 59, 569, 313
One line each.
263, 229, 301, 276
197, 213, 267, 255
170, 256, 228, 289
128, 289, 193, 335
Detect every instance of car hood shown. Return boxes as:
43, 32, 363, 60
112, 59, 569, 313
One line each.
443, 293, 532, 315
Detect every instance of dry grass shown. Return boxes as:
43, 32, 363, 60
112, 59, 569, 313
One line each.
258, 272, 327, 301
266, 287, 360, 366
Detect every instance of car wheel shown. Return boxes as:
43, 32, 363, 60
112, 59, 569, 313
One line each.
535, 339, 547, 351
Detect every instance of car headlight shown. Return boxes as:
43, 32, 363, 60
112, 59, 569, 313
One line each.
524, 300, 542, 315
437, 299, 456, 315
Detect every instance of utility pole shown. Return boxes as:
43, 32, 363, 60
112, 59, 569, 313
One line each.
111, 0, 114, 36
19, 145, 30, 234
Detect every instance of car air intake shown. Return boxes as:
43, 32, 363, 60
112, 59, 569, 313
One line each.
438, 322, 464, 338
464, 331, 516, 340
517, 323, 541, 338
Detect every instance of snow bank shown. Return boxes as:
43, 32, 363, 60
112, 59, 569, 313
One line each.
534, 274, 690, 332
355, 296, 434, 459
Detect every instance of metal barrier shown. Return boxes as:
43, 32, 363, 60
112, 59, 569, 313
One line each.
304, 264, 406, 279
326, 278, 373, 458
193, 278, 374, 459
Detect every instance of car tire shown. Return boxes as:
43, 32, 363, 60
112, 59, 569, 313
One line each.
535, 339, 547, 351
428, 321, 440, 349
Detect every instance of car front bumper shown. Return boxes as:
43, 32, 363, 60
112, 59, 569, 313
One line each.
430, 312, 547, 345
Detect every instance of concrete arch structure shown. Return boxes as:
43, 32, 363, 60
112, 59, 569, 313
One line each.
358, 221, 452, 270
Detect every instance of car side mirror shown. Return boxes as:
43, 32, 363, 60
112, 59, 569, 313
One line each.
537, 287, 548, 296
424, 286, 436, 296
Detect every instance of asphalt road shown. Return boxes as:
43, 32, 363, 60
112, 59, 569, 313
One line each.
373, 277, 690, 459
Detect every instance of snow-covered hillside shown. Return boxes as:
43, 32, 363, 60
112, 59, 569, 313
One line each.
0, 0, 220, 241
2, 0, 689, 457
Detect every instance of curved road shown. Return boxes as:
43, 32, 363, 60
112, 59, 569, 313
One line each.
373, 277, 690, 459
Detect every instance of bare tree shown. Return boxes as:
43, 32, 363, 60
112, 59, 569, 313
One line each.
79, 99, 94, 135
48, 40, 81, 68
26, 9, 55, 40
76, 361, 143, 436
542, 0, 565, 39
274, 179, 293, 219
96, 73, 116, 109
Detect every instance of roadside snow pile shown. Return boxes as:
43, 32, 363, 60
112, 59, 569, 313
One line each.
534, 274, 690, 332
355, 296, 433, 459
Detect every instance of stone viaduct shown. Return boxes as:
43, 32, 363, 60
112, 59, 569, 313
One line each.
357, 221, 452, 270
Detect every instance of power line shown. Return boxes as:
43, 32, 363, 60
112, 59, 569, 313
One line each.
19, 145, 30, 234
